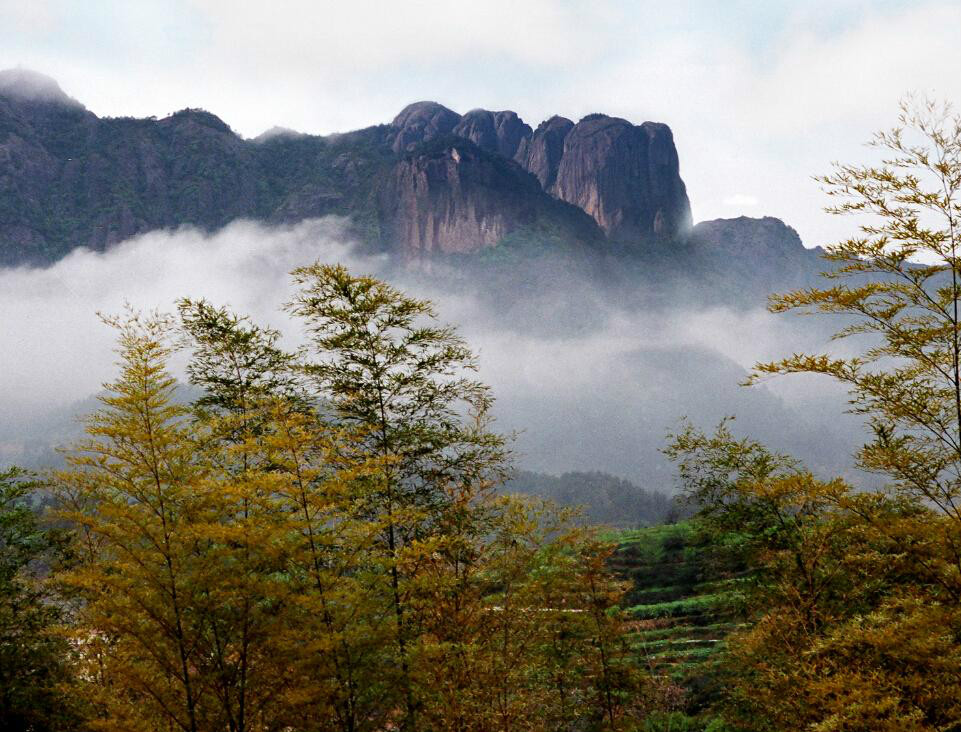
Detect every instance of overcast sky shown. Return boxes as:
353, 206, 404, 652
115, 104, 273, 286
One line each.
2, 0, 960, 248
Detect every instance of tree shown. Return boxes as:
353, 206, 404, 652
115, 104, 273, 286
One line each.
666, 99, 961, 731
667, 423, 961, 731
56, 312, 295, 732
0, 467, 81, 732
50, 270, 648, 732
286, 263, 509, 729
751, 97, 961, 525
748, 99, 961, 623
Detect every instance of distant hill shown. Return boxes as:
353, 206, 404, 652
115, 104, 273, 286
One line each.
0, 68, 695, 265
504, 469, 679, 527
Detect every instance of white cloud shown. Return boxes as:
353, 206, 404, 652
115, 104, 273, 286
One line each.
0, 218, 372, 413
723, 194, 759, 208
0, 218, 862, 482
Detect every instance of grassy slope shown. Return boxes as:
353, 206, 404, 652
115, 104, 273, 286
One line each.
606, 522, 746, 693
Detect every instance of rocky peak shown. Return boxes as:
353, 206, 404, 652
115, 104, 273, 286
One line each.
687, 216, 823, 289
453, 109, 532, 159
550, 114, 691, 243
253, 126, 306, 143
515, 115, 573, 189
388, 101, 460, 153
689, 216, 807, 257
0, 68, 83, 108
162, 108, 235, 135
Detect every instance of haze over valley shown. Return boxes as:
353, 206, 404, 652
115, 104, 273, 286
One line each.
0, 69, 863, 489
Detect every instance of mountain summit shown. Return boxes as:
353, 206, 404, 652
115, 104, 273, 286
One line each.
0, 72, 697, 265
0, 68, 82, 108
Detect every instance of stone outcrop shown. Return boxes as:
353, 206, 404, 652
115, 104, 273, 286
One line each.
0, 71, 697, 265
549, 114, 692, 243
689, 216, 807, 258
452, 109, 532, 159
378, 139, 601, 258
387, 101, 460, 153
514, 115, 573, 189
688, 216, 824, 289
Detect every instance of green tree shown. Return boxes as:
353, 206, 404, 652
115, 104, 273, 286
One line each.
751, 97, 961, 526
50, 270, 648, 732
0, 467, 81, 732
56, 312, 296, 732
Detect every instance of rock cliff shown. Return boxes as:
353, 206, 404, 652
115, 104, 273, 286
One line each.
688, 216, 825, 290
0, 71, 700, 266
387, 101, 460, 153
514, 115, 573, 189
452, 109, 532, 159
378, 137, 601, 258
549, 115, 692, 243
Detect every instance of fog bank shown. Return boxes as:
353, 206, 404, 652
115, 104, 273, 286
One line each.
0, 218, 865, 488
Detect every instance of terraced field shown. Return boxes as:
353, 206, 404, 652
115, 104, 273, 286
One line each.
607, 522, 748, 686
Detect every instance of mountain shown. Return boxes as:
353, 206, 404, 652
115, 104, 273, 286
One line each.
0, 70, 701, 266
504, 470, 676, 527
0, 70, 861, 494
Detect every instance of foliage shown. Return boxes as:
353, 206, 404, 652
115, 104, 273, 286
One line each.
47, 266, 647, 732
0, 467, 82, 732
667, 423, 961, 731
750, 97, 961, 519
659, 99, 961, 731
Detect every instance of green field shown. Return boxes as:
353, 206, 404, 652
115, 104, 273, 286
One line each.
607, 522, 747, 684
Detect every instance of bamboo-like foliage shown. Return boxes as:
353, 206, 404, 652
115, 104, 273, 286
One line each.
51, 269, 645, 732
286, 263, 511, 731
0, 467, 81, 731
668, 423, 961, 731
657, 100, 961, 731
750, 98, 961, 519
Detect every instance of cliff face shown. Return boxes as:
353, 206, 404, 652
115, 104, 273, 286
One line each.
690, 216, 807, 258
378, 138, 601, 258
0, 71, 98, 261
515, 115, 573, 189
387, 101, 460, 153
549, 115, 692, 243
0, 71, 696, 265
452, 109, 532, 159
688, 216, 825, 290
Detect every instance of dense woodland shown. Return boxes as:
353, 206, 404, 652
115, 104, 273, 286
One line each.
4, 102, 961, 732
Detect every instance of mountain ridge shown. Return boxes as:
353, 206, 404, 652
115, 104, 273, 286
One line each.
0, 69, 816, 284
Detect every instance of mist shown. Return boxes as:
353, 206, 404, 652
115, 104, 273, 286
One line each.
0, 217, 866, 489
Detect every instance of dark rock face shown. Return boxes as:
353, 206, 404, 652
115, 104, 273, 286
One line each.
453, 109, 532, 159
0, 68, 82, 107
551, 115, 692, 243
515, 115, 573, 189
378, 139, 601, 259
387, 101, 460, 153
0, 73, 394, 264
0, 87, 265, 262
0, 75, 99, 261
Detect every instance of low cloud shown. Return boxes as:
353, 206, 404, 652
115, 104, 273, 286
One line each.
0, 218, 865, 487
0, 217, 372, 416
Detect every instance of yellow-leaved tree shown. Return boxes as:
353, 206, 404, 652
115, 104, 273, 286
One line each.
54, 269, 650, 732
668, 99, 961, 731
